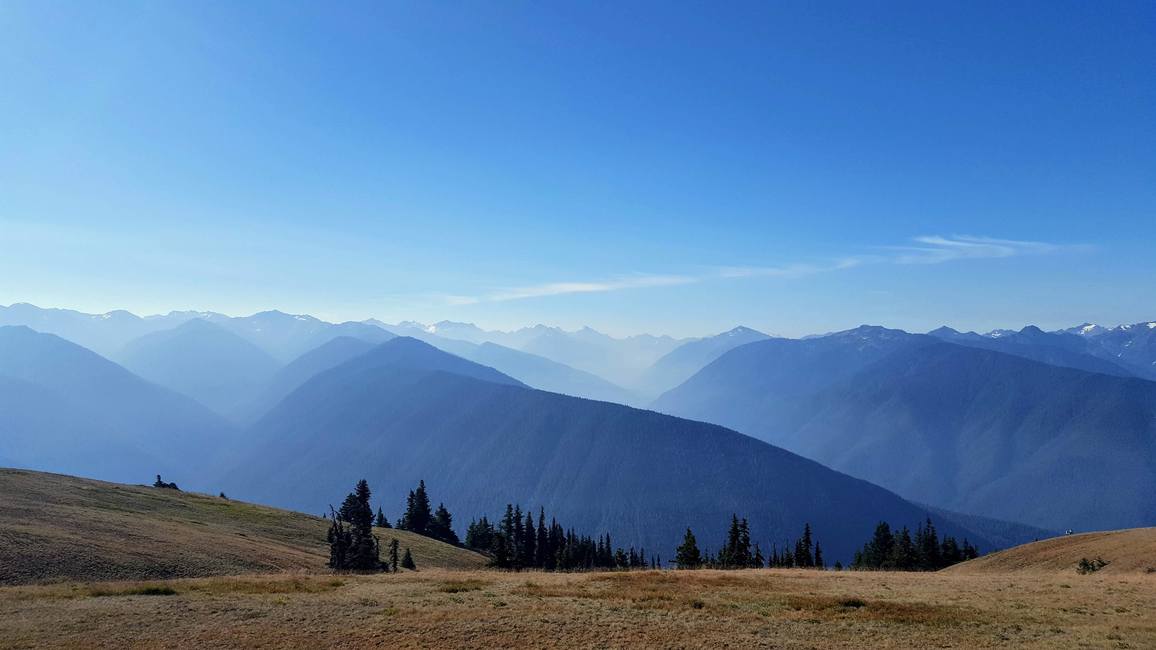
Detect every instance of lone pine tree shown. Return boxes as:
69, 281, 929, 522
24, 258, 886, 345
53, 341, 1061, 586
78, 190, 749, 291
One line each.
676, 528, 702, 569
388, 538, 399, 572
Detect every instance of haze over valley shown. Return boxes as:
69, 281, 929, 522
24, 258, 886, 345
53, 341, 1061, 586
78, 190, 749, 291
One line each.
3, 1, 1154, 646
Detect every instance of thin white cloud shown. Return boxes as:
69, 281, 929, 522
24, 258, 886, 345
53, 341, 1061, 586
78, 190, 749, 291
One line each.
442, 235, 1084, 305
447, 274, 696, 305
887, 235, 1081, 265
717, 257, 865, 279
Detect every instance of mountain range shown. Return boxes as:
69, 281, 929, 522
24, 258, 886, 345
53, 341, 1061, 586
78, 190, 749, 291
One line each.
653, 326, 1156, 532
115, 319, 284, 415
220, 337, 1039, 562
0, 326, 234, 486
3, 301, 1153, 555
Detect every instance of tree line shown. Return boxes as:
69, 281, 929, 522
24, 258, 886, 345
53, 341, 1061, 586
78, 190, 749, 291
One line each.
324, 478, 981, 574
464, 504, 659, 571
850, 519, 978, 570
673, 518, 825, 570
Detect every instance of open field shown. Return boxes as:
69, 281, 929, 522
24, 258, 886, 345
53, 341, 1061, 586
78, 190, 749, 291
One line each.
947, 527, 1156, 575
0, 469, 485, 585
4, 469, 1154, 648
1, 568, 1153, 648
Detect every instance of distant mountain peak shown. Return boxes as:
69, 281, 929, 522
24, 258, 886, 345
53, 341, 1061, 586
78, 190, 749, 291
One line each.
927, 326, 961, 337
722, 325, 765, 337
832, 324, 909, 340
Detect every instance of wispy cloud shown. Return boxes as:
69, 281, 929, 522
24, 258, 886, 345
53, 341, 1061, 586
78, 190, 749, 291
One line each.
440, 235, 1085, 305
717, 257, 865, 279
886, 235, 1082, 264
444, 274, 696, 305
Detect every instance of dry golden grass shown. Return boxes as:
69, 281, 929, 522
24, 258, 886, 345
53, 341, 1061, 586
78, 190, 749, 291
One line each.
947, 527, 1156, 575
0, 468, 486, 585
2, 568, 1153, 648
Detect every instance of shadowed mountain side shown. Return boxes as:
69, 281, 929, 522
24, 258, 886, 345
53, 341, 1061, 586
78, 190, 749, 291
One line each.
0, 327, 235, 487
463, 342, 637, 404
785, 343, 1156, 531
233, 336, 378, 424
929, 326, 1135, 377
656, 328, 1156, 532
634, 326, 771, 399
222, 339, 1016, 563
651, 326, 926, 434
116, 319, 282, 416
348, 330, 633, 403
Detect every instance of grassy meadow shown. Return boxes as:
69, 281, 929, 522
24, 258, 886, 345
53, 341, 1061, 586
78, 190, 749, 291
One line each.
2, 568, 1154, 649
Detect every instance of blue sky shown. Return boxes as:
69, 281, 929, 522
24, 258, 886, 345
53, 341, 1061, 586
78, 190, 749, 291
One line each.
1, 1, 1153, 337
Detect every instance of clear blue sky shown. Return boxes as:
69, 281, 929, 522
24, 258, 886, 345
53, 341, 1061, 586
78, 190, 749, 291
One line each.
2, 1, 1153, 337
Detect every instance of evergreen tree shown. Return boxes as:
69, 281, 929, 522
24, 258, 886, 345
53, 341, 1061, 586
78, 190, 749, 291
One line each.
346, 479, 381, 571
740, 518, 752, 566
917, 517, 942, 570
400, 547, 416, 570
326, 508, 351, 570
794, 522, 814, 568
961, 539, 979, 560
864, 522, 894, 569
851, 519, 976, 571
338, 492, 361, 522
400, 480, 433, 535
720, 514, 752, 568
388, 538, 400, 572
491, 531, 511, 569
512, 506, 524, 569
465, 516, 495, 550
941, 535, 961, 565
429, 503, 459, 545
375, 507, 390, 528
891, 526, 917, 570
814, 543, 824, 569
675, 528, 702, 569
521, 510, 536, 568
535, 509, 549, 568
326, 480, 381, 572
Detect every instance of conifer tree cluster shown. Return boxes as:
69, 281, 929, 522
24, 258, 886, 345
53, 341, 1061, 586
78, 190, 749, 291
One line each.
397, 480, 460, 545
327, 479, 385, 572
676, 519, 823, 570
850, 518, 978, 570
465, 505, 658, 571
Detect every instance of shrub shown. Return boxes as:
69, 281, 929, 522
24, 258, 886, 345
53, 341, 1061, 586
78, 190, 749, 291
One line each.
1076, 557, 1109, 574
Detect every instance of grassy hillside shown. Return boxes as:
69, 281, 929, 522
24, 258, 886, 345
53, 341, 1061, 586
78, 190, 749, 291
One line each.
0, 469, 485, 585
947, 528, 1156, 575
